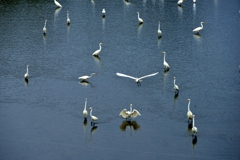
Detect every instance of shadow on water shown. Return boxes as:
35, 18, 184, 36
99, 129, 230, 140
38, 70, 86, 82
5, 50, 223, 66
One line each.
89, 126, 98, 142
174, 93, 179, 102
192, 136, 198, 148
188, 121, 193, 132
120, 120, 140, 136
79, 81, 93, 87
24, 79, 28, 86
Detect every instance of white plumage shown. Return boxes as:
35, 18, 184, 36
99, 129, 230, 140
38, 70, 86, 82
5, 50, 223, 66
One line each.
119, 104, 141, 120
67, 11, 70, 25
92, 43, 103, 56
54, 0, 62, 8
102, 8, 106, 18
174, 77, 179, 94
24, 65, 29, 80
178, 0, 184, 6
193, 22, 205, 33
161, 52, 170, 71
158, 21, 162, 38
116, 72, 158, 86
137, 12, 143, 24
83, 98, 88, 118
192, 115, 198, 136
187, 99, 193, 122
89, 107, 98, 125
43, 20, 47, 35
78, 73, 96, 81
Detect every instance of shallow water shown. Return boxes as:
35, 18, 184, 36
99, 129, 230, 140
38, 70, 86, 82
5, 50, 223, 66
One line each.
0, 0, 240, 159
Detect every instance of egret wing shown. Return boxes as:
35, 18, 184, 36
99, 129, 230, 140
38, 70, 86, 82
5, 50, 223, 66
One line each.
131, 109, 141, 118
116, 73, 136, 80
119, 109, 129, 118
193, 27, 201, 32
139, 72, 158, 80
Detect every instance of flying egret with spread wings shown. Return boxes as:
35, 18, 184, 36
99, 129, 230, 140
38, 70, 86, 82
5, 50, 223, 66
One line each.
116, 72, 158, 86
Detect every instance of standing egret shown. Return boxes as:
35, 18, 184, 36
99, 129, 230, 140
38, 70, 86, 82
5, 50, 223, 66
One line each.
24, 65, 29, 80
78, 73, 96, 82
186, 99, 193, 123
137, 12, 143, 24
43, 20, 47, 35
178, 0, 184, 6
92, 43, 103, 57
173, 77, 179, 94
158, 21, 162, 38
193, 22, 205, 34
67, 11, 70, 25
161, 52, 170, 71
83, 98, 88, 119
102, 8, 106, 18
54, 0, 62, 8
89, 107, 98, 126
192, 115, 197, 136
116, 72, 159, 86
119, 104, 141, 121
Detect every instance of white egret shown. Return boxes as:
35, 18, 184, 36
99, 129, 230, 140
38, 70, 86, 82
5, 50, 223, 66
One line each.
83, 98, 88, 119
92, 43, 103, 56
24, 65, 29, 80
186, 99, 193, 122
43, 20, 47, 35
192, 115, 197, 136
193, 22, 205, 34
78, 73, 96, 82
54, 0, 62, 8
137, 12, 143, 24
89, 107, 98, 126
178, 0, 184, 6
67, 11, 70, 25
102, 8, 106, 18
119, 104, 141, 121
116, 72, 158, 86
161, 52, 170, 71
158, 21, 162, 38
173, 77, 179, 94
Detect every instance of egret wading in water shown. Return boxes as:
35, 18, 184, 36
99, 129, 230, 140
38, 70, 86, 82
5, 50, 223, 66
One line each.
173, 77, 179, 94
43, 20, 47, 35
137, 12, 143, 24
102, 8, 106, 18
116, 72, 159, 86
67, 11, 70, 25
54, 0, 62, 8
178, 0, 184, 6
158, 21, 162, 38
89, 107, 98, 126
193, 22, 205, 34
161, 52, 170, 71
119, 104, 141, 121
83, 98, 88, 119
92, 43, 103, 57
192, 115, 197, 136
78, 73, 96, 82
24, 65, 29, 80
186, 99, 193, 123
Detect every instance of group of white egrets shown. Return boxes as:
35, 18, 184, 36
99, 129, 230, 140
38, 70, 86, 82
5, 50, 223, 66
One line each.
25, 0, 201, 137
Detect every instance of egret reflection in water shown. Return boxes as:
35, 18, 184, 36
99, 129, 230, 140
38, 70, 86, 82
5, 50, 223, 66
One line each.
83, 119, 87, 135
120, 120, 140, 131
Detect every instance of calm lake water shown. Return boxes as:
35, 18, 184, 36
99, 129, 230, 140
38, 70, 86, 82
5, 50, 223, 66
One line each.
0, 0, 240, 159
